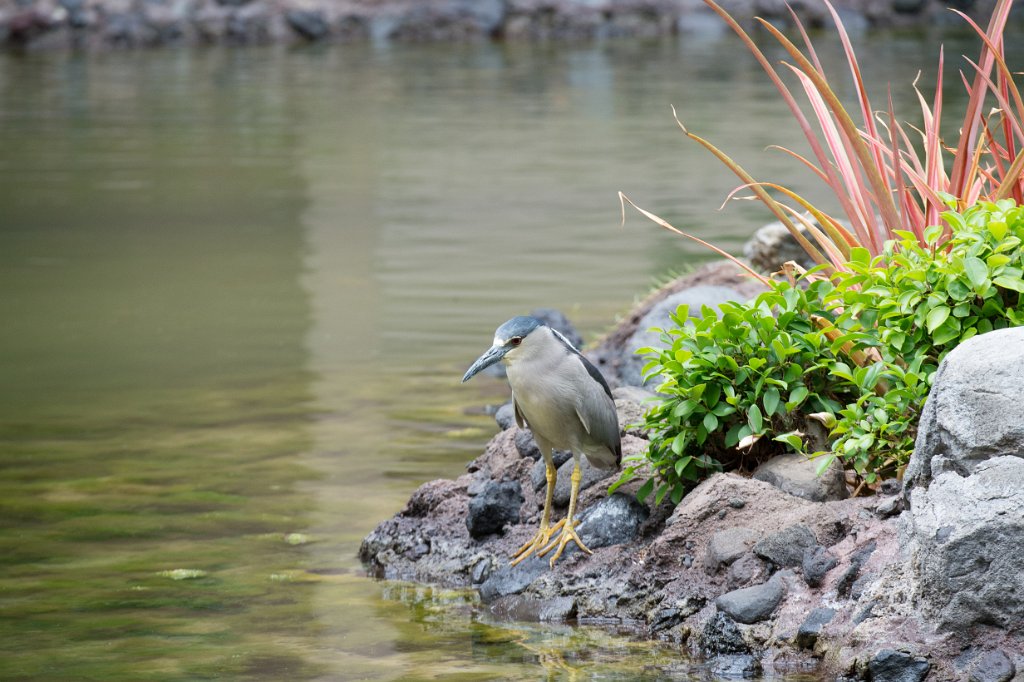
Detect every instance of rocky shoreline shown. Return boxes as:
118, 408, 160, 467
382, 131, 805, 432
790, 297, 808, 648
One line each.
360, 244, 1024, 680
0, 0, 1008, 51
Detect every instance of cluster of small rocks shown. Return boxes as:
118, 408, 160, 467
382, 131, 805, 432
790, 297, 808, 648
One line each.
361, 228, 1024, 679
0, 0, 1003, 50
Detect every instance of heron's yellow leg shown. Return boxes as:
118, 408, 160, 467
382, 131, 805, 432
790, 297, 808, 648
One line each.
538, 461, 592, 567
510, 459, 561, 566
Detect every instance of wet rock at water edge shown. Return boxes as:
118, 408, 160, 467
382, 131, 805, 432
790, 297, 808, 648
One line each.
868, 649, 930, 682
753, 523, 816, 568
489, 594, 578, 622
710, 654, 762, 679
478, 553, 546, 603
699, 612, 749, 655
285, 9, 328, 39
466, 480, 523, 538
752, 452, 848, 502
795, 607, 835, 649
715, 572, 786, 624
802, 545, 838, 588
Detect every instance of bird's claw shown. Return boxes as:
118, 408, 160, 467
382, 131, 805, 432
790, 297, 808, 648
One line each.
510, 518, 567, 566
537, 519, 590, 567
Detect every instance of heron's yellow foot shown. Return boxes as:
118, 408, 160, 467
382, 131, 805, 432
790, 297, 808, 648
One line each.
510, 518, 567, 566
537, 518, 591, 567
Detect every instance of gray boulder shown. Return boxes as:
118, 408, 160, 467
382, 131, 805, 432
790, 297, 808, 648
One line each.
715, 572, 786, 624
752, 452, 848, 502
905, 455, 1024, 631
968, 649, 1015, 682
705, 526, 759, 573
905, 326, 1024, 494
622, 285, 741, 388
742, 220, 817, 274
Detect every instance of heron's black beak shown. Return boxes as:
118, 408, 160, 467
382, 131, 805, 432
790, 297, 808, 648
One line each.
462, 345, 508, 383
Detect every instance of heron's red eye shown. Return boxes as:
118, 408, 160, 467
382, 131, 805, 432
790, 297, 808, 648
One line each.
510, 337, 522, 346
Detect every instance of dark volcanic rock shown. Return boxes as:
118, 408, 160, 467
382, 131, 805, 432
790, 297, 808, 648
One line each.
700, 612, 749, 655
478, 554, 546, 603
802, 545, 838, 588
795, 607, 835, 649
490, 594, 578, 622
514, 427, 541, 459
836, 540, 876, 598
710, 654, 762, 679
867, 649, 930, 682
576, 493, 649, 549
494, 402, 516, 430
753, 523, 816, 568
743, 220, 817, 274
529, 452, 573, 490
466, 480, 523, 538
715, 573, 786, 624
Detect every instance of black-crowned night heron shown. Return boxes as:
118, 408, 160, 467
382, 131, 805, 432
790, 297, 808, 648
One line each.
462, 316, 621, 567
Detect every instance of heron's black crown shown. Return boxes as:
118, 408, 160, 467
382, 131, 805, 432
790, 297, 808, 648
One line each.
496, 316, 545, 341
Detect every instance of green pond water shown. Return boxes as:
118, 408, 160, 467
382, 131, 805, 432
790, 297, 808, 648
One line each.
1, 27, 1018, 680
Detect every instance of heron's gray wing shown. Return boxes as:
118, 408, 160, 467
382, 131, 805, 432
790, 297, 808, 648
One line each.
569, 355, 621, 469
550, 328, 613, 399
512, 394, 528, 430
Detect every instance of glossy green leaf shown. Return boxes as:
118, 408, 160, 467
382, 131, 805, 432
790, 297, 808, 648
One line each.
747, 404, 763, 433
925, 305, 950, 333
964, 256, 989, 289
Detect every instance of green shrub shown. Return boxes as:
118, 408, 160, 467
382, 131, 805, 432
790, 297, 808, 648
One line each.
616, 201, 1024, 503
